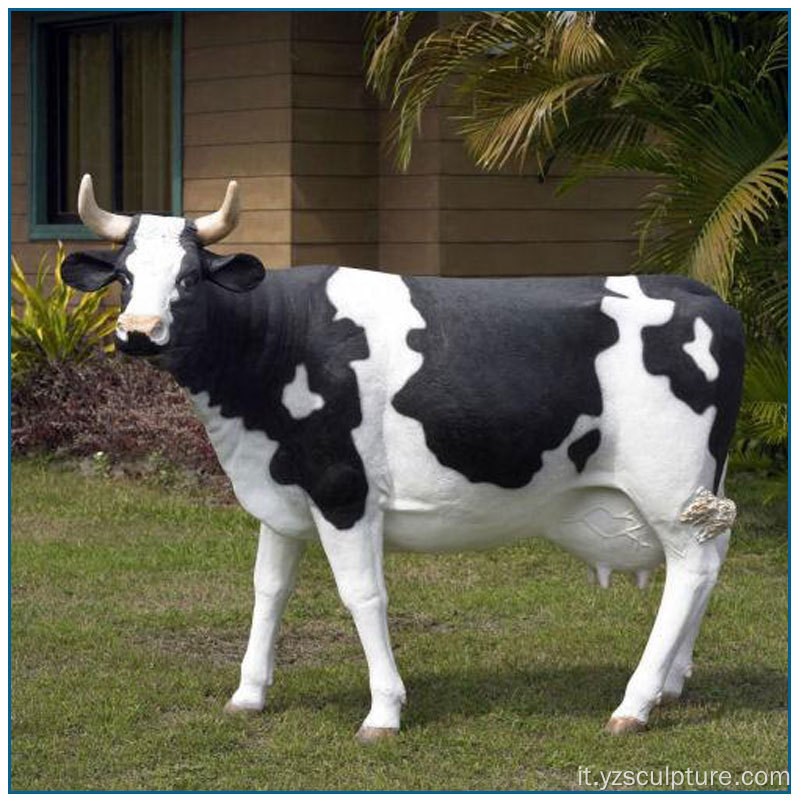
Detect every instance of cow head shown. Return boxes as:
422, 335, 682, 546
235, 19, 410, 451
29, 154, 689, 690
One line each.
61, 174, 265, 355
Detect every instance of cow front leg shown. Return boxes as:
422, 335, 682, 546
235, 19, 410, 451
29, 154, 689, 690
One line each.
312, 506, 406, 740
225, 523, 305, 714
606, 533, 728, 734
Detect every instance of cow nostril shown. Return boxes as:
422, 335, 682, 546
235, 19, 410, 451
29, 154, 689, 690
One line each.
150, 321, 165, 340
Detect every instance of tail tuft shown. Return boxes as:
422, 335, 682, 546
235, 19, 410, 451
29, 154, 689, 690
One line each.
680, 487, 736, 543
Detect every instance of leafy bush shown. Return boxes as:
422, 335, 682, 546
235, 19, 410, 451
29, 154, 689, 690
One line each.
11, 244, 118, 378
734, 346, 788, 473
10, 353, 221, 478
730, 210, 788, 463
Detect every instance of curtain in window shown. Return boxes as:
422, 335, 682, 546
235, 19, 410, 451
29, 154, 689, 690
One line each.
66, 27, 113, 213
121, 19, 172, 212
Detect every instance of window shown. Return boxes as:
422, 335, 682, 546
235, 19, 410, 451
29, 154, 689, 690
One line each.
30, 11, 182, 238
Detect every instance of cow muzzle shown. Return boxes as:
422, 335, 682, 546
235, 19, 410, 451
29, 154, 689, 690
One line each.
116, 314, 167, 344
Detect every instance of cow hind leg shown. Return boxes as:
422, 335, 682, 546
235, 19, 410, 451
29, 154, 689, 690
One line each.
606, 527, 729, 734
312, 506, 406, 741
225, 523, 305, 714
661, 531, 731, 702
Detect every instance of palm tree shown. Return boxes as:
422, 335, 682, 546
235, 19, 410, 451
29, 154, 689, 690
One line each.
367, 10, 788, 458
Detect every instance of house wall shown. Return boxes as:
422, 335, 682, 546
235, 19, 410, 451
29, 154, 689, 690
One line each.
9, 9, 651, 281
10, 11, 39, 273
182, 10, 293, 268
290, 11, 379, 268
439, 158, 651, 277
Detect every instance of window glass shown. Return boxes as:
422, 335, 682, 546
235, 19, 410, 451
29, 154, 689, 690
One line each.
44, 13, 173, 223
120, 18, 172, 211
63, 25, 113, 213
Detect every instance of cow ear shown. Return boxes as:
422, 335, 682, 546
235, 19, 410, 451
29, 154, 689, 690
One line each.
205, 252, 265, 292
61, 250, 118, 292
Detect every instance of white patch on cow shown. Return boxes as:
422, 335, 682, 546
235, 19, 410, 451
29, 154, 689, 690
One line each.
119, 214, 185, 345
682, 317, 719, 381
282, 364, 324, 419
325, 268, 418, 509
596, 276, 718, 556
188, 390, 313, 538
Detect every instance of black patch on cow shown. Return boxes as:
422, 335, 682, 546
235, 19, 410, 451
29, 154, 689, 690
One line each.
392, 276, 619, 488
638, 276, 744, 492
62, 217, 141, 301
568, 429, 601, 474
67, 223, 369, 527
159, 263, 370, 530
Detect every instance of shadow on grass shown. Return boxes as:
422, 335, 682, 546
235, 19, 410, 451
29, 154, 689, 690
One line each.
272, 663, 787, 730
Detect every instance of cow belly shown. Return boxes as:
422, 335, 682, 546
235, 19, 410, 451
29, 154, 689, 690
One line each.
382, 484, 541, 552
382, 481, 663, 570
189, 391, 314, 537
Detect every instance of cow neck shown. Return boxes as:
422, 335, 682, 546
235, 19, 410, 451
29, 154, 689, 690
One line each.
167, 270, 301, 418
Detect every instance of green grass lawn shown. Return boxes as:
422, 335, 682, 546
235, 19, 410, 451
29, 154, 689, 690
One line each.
10, 459, 788, 791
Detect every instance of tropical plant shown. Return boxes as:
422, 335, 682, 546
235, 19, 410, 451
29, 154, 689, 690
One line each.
11, 244, 119, 378
366, 10, 788, 460
729, 206, 788, 465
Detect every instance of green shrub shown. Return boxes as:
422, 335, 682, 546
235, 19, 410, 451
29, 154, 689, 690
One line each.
729, 208, 788, 468
10, 244, 119, 378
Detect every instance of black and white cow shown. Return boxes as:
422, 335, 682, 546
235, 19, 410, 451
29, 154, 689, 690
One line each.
63, 174, 744, 739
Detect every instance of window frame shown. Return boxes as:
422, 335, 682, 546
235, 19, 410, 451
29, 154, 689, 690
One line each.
29, 10, 183, 241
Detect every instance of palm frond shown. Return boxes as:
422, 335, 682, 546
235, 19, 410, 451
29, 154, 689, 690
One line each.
733, 208, 788, 338
688, 133, 787, 294
544, 11, 609, 74
369, 11, 570, 170
365, 11, 419, 101
457, 67, 618, 171
632, 80, 787, 294
738, 345, 788, 448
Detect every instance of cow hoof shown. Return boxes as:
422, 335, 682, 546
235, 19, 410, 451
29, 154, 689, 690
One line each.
356, 726, 398, 743
659, 690, 682, 706
223, 699, 262, 715
605, 716, 646, 735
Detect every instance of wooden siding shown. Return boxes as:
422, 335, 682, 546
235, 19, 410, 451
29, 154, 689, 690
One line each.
183, 10, 292, 267
9, 12, 36, 273
290, 11, 378, 269
434, 97, 648, 276
183, 11, 291, 47
378, 104, 442, 275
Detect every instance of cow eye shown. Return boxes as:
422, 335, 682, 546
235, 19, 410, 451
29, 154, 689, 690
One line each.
117, 272, 131, 287
179, 273, 199, 290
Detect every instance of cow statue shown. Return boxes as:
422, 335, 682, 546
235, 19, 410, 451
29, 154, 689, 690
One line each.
62, 174, 744, 740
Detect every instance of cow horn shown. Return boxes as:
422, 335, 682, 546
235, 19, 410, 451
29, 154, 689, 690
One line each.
77, 174, 132, 242
194, 181, 240, 244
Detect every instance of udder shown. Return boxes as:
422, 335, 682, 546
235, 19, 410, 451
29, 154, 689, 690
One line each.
543, 486, 665, 573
